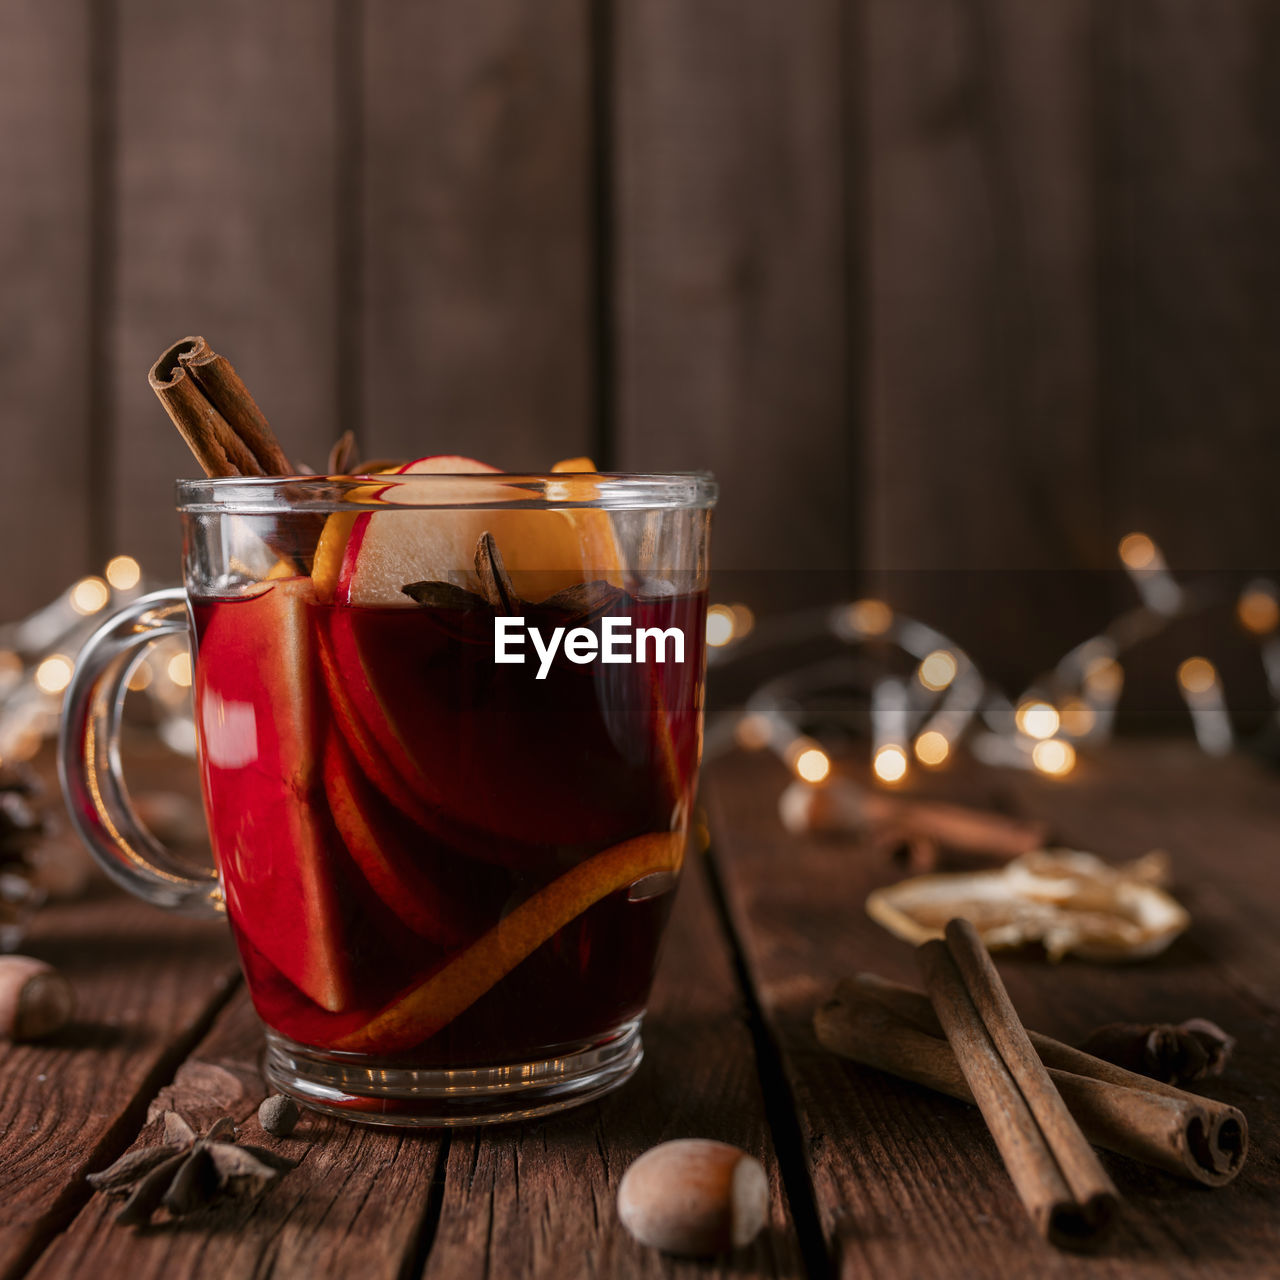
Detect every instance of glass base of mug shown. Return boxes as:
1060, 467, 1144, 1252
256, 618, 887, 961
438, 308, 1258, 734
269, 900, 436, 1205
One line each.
262, 1019, 643, 1127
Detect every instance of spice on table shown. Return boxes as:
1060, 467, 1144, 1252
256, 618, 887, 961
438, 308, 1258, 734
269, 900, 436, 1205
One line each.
258, 1094, 301, 1137
87, 1110, 296, 1226
617, 1139, 769, 1256
779, 776, 1048, 871
815, 972, 1247, 1189
866, 848, 1189, 961
1077, 1018, 1235, 1085
918, 919, 1117, 1250
0, 955, 73, 1041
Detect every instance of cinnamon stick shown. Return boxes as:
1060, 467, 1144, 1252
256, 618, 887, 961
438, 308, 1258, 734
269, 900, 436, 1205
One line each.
815, 979, 1247, 1189
780, 776, 1047, 862
917, 920, 1116, 1249
149, 339, 265, 477
149, 336, 326, 569
846, 972, 1246, 1182
171, 336, 292, 475
150, 335, 294, 477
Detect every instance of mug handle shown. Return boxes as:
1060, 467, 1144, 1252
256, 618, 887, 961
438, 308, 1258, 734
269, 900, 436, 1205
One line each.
57, 587, 222, 916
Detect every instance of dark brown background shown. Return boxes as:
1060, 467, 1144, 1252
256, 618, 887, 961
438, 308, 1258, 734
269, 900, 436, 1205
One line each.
2, 1, 1278, 691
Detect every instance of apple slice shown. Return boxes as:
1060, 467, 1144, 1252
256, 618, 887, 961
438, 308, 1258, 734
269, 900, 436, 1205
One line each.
311, 466, 404, 603
333, 831, 683, 1053
336, 454, 623, 605
322, 731, 483, 948
335, 456, 499, 605
195, 576, 355, 1012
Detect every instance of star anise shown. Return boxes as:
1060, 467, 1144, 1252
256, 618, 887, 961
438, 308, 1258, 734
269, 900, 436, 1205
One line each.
1077, 1018, 1236, 1086
86, 1110, 296, 1226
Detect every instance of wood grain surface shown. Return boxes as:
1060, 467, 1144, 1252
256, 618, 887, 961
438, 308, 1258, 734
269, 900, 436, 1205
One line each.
1096, 0, 1280, 571
360, 0, 595, 470
0, 889, 238, 1280
614, 0, 851, 604
14, 857, 806, 1280
27, 989, 446, 1280
421, 860, 806, 1279
3, 1, 1279, 713
704, 745, 1280, 1278
2, 745, 1278, 1276
108, 0, 343, 573
0, 0, 93, 610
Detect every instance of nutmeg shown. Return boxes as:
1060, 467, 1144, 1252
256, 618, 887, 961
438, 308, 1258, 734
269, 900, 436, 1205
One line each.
0, 955, 74, 1041
617, 1139, 769, 1255
258, 1093, 300, 1137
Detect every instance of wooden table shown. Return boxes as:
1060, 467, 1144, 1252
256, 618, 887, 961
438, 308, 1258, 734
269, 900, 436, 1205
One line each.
1, 741, 1277, 1278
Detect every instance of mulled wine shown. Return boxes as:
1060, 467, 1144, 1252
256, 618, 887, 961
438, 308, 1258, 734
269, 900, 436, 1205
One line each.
191, 580, 706, 1076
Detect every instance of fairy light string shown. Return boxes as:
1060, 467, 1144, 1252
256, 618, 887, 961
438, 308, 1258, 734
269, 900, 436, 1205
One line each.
0, 535, 1274, 793
0, 557, 195, 767
709, 534, 1276, 791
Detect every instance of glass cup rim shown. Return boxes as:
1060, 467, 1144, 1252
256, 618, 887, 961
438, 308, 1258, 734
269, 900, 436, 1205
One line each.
175, 471, 717, 514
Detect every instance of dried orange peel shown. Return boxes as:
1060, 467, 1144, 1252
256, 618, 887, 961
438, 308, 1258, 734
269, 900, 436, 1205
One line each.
333, 830, 684, 1053
866, 849, 1189, 962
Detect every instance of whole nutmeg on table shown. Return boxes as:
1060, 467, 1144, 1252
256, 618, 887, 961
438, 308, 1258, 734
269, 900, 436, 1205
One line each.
258, 1094, 300, 1137
617, 1139, 769, 1256
0, 955, 74, 1041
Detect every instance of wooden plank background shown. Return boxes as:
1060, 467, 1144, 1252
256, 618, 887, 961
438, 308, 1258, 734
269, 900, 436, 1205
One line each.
1, 0, 1277, 683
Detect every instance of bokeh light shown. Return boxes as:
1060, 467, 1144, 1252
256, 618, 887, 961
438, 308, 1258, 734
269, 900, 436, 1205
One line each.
914, 730, 950, 767
1118, 532, 1157, 570
1058, 698, 1096, 738
1177, 657, 1217, 695
1237, 587, 1279, 636
1084, 657, 1124, 698
1032, 739, 1076, 777
105, 555, 142, 591
794, 747, 831, 784
706, 605, 736, 647
69, 576, 110, 615
734, 712, 773, 751
167, 652, 193, 688
35, 655, 73, 695
845, 599, 893, 638
918, 650, 958, 692
873, 745, 909, 784
1016, 701, 1060, 740
729, 603, 755, 639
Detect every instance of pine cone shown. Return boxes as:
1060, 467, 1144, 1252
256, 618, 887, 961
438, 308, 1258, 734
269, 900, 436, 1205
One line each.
0, 763, 48, 952
0, 763, 48, 868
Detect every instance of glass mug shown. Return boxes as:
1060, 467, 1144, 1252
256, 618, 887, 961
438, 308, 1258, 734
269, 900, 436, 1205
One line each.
58, 472, 714, 1125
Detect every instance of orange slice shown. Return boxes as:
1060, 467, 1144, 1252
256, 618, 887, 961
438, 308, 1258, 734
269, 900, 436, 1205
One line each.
333, 830, 683, 1052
